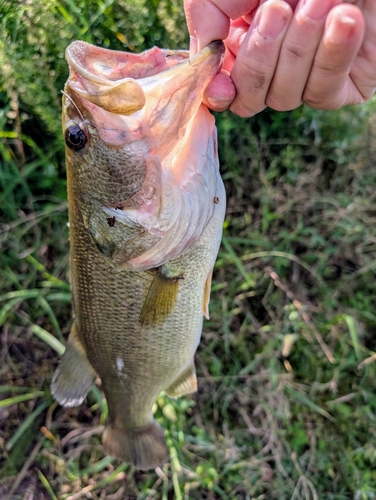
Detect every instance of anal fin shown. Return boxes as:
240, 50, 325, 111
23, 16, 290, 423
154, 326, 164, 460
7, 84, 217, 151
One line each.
139, 267, 181, 326
51, 322, 96, 407
165, 361, 197, 398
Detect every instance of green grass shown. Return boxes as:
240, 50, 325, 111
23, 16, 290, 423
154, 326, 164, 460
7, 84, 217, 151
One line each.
1, 1, 376, 498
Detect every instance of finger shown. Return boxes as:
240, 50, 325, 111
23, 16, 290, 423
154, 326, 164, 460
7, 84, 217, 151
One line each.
229, 0, 293, 117
225, 17, 250, 57
203, 29, 237, 111
242, 0, 301, 27
303, 4, 365, 109
222, 42, 236, 73
203, 71, 236, 111
184, 0, 260, 54
346, 0, 376, 102
266, 0, 342, 111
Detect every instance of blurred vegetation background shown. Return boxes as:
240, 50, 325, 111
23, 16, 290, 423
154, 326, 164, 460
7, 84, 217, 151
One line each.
1, 0, 376, 498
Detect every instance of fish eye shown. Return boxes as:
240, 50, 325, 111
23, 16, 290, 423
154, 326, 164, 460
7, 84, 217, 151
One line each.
65, 124, 87, 151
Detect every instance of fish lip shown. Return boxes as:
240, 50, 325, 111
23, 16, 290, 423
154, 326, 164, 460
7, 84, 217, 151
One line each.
65, 40, 225, 87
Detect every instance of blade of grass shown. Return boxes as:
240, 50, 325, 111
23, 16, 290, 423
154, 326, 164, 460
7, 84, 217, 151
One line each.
0, 202, 67, 234
89, 385, 107, 425
6, 399, 50, 451
37, 469, 58, 500
64, 463, 128, 500
26, 254, 70, 290
221, 235, 256, 287
0, 297, 26, 325
30, 324, 65, 355
0, 289, 41, 302
78, 456, 114, 477
342, 314, 362, 362
0, 391, 45, 409
5, 439, 44, 500
46, 292, 72, 302
285, 386, 335, 422
84, 0, 116, 35
36, 295, 63, 342
0, 386, 34, 393
241, 249, 324, 287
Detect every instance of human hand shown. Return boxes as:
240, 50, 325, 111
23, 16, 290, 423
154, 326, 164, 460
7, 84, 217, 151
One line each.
184, 0, 376, 117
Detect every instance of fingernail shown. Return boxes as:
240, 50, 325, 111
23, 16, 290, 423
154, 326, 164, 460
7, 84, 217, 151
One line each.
206, 95, 231, 110
325, 13, 356, 44
205, 74, 236, 110
301, 0, 336, 21
257, 1, 290, 40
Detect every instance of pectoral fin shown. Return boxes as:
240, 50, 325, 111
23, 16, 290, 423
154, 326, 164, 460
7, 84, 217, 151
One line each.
165, 362, 197, 398
203, 268, 213, 320
139, 267, 182, 326
51, 322, 96, 407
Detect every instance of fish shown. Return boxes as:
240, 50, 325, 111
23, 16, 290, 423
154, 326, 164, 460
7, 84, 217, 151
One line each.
51, 39, 226, 470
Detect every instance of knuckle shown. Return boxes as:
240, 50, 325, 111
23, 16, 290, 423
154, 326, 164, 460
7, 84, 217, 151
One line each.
314, 53, 349, 75
266, 93, 301, 112
221, 0, 249, 19
303, 90, 340, 110
361, 39, 376, 66
229, 98, 262, 118
235, 55, 274, 91
283, 40, 310, 62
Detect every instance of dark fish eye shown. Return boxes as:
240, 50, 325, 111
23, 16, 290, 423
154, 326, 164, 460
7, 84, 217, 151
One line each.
65, 124, 87, 151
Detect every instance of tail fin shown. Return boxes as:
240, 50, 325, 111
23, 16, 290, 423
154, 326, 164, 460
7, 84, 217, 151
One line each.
102, 421, 168, 470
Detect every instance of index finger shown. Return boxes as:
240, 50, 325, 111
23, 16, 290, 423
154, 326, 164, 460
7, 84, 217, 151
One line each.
184, 0, 260, 53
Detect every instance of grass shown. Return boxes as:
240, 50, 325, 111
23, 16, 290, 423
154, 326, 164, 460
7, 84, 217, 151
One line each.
1, 1, 376, 498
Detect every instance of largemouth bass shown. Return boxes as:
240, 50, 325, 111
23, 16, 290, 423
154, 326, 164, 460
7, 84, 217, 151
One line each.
51, 40, 226, 470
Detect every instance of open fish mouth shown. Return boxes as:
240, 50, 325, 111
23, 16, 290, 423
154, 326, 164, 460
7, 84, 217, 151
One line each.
62, 40, 225, 270
65, 40, 225, 117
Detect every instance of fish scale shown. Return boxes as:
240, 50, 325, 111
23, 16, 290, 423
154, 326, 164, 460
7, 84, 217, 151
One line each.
51, 40, 226, 470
